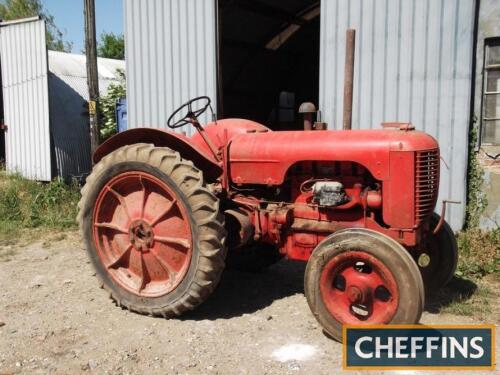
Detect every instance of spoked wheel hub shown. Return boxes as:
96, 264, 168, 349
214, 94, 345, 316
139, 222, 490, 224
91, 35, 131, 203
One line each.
129, 220, 154, 251
93, 171, 193, 298
320, 251, 399, 324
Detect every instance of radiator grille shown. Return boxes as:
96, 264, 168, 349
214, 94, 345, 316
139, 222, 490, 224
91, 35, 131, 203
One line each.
415, 150, 440, 225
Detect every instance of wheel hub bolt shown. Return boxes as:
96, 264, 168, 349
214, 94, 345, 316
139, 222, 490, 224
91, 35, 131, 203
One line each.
347, 286, 363, 303
129, 220, 154, 251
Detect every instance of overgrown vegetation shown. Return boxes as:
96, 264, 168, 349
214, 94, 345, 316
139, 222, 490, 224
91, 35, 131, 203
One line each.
0, 171, 80, 241
464, 122, 488, 229
457, 228, 500, 278
429, 227, 500, 318
100, 69, 126, 141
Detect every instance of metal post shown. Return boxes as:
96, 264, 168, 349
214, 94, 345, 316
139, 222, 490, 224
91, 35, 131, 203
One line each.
298, 102, 317, 131
343, 29, 355, 130
84, 0, 100, 156
303, 113, 313, 130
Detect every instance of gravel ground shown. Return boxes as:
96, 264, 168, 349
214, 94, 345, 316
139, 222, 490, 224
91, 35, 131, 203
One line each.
0, 232, 498, 374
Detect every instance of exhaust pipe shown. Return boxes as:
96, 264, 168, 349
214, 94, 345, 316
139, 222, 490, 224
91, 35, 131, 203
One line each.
343, 29, 356, 130
299, 102, 317, 131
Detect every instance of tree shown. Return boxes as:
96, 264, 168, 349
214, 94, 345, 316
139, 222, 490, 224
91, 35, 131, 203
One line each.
97, 32, 124, 60
0, 0, 72, 52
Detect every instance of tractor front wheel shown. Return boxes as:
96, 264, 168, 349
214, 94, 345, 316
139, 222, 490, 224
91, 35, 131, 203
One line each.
78, 144, 226, 317
304, 228, 424, 341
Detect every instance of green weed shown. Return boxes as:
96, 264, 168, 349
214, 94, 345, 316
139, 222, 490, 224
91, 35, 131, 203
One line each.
0, 171, 80, 241
457, 228, 500, 278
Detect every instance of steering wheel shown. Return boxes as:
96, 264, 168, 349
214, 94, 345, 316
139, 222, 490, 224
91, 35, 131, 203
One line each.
167, 96, 211, 129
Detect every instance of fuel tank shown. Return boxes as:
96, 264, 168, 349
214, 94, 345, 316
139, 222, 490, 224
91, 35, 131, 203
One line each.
228, 128, 438, 185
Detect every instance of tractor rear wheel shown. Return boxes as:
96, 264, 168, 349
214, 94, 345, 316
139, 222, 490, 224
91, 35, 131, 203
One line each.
78, 144, 226, 317
304, 228, 424, 341
415, 213, 458, 292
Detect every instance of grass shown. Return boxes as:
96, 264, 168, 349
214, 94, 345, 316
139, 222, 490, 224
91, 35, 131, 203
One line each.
426, 276, 496, 320
456, 228, 500, 278
427, 227, 500, 319
0, 170, 80, 247
441, 281, 494, 317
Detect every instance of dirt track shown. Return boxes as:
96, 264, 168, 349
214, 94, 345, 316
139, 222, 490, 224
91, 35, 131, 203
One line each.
0, 232, 498, 374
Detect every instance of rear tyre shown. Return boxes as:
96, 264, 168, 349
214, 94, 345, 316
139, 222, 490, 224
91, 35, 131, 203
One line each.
78, 144, 226, 317
415, 213, 458, 292
304, 228, 424, 341
225, 243, 282, 272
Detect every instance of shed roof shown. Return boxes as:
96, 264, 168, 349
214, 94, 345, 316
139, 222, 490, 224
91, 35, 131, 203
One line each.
48, 50, 125, 80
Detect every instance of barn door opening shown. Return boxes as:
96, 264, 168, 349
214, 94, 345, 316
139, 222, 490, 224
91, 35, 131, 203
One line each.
218, 1, 321, 130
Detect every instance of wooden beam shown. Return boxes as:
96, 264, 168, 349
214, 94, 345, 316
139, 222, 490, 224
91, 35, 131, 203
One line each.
84, 0, 100, 156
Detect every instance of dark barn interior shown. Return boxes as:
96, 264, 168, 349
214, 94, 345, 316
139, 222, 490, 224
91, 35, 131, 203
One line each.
218, 0, 320, 130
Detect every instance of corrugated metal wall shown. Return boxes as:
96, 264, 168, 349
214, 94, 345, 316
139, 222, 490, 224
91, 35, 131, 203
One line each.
48, 51, 126, 181
0, 18, 52, 181
123, 0, 218, 136
319, 0, 476, 230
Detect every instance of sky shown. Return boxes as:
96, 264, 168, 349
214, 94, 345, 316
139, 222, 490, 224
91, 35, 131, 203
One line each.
42, 0, 123, 54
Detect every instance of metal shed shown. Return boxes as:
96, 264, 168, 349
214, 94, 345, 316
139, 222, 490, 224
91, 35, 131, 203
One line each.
48, 51, 125, 180
0, 17, 125, 181
0, 17, 52, 180
123, 0, 477, 230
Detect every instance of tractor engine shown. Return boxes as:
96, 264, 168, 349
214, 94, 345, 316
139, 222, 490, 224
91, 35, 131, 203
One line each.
224, 125, 440, 262
226, 161, 379, 260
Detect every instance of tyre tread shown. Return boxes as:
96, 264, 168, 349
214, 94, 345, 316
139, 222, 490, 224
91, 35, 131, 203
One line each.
78, 143, 226, 317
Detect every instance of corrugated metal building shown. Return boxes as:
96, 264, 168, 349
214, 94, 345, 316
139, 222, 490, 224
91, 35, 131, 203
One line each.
124, 0, 478, 230
473, 0, 500, 229
0, 17, 125, 181
48, 51, 125, 180
318, 0, 476, 231
0, 17, 52, 180
124, 0, 218, 133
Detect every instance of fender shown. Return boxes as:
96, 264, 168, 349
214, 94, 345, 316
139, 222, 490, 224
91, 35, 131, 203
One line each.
93, 128, 223, 181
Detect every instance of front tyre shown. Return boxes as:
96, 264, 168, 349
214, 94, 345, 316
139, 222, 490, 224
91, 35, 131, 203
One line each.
78, 144, 226, 317
304, 229, 424, 341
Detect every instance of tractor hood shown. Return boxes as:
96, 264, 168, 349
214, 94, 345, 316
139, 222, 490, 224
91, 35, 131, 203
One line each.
229, 129, 439, 185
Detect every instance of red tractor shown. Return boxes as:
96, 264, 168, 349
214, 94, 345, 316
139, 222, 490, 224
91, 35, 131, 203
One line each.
78, 96, 457, 341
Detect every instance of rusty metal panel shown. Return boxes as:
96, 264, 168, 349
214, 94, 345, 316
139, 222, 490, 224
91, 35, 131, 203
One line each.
319, 0, 476, 231
0, 17, 52, 181
123, 0, 218, 136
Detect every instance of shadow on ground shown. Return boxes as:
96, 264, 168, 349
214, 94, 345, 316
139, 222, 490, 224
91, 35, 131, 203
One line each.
182, 263, 482, 320
425, 276, 478, 313
181, 259, 306, 320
